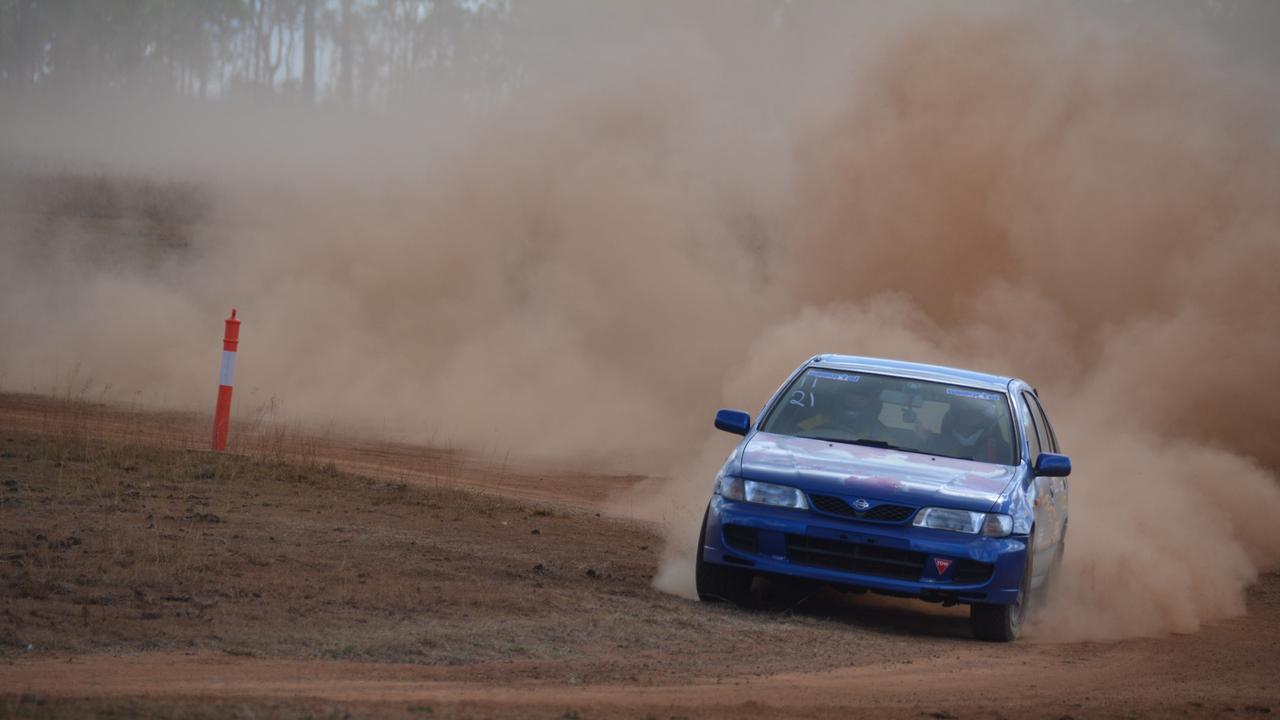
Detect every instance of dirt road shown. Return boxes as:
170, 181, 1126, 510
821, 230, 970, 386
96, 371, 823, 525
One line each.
2, 393, 1277, 718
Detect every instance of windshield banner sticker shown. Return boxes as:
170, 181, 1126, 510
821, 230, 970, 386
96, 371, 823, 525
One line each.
946, 388, 1001, 401
809, 370, 859, 382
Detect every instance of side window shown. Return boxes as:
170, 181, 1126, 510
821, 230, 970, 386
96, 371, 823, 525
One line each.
1028, 393, 1059, 453
1019, 393, 1043, 462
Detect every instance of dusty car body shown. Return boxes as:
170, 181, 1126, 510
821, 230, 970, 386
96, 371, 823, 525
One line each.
697, 354, 1071, 641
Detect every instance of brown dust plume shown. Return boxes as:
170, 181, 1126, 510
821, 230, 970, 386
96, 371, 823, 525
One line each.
1, 3, 1278, 641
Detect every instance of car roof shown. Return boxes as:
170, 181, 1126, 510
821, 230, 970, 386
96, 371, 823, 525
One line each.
808, 354, 1017, 393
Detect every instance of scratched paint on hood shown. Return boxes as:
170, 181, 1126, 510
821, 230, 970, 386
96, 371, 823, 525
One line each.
740, 432, 1017, 512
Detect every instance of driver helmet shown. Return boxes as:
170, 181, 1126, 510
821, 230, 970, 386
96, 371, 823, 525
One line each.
948, 399, 996, 447
838, 387, 879, 424
842, 389, 874, 415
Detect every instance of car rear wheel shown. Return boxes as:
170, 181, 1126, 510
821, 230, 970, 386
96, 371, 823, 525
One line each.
970, 537, 1033, 642
695, 505, 753, 604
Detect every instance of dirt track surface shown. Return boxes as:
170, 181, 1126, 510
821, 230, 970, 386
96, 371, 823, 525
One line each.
2, 393, 1278, 718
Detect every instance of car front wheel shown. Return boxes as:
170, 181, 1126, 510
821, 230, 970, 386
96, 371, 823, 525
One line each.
970, 538, 1033, 642
694, 505, 754, 604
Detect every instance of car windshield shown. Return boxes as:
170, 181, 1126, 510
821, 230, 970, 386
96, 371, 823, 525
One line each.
760, 368, 1018, 466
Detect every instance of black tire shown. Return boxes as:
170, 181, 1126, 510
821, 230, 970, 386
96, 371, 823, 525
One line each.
970, 600, 1020, 642
971, 534, 1033, 642
694, 505, 753, 604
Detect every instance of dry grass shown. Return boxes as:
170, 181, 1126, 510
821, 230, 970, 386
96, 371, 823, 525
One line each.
1, 426, 639, 669
0, 393, 954, 689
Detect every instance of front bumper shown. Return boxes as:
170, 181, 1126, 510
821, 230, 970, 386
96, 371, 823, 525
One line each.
702, 496, 1027, 605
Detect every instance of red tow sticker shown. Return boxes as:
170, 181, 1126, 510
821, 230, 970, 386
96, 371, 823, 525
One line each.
933, 558, 953, 575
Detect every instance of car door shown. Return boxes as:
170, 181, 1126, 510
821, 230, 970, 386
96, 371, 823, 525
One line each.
1017, 391, 1058, 587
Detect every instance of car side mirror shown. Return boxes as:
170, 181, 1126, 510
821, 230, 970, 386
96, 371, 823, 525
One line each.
1034, 452, 1072, 477
714, 409, 751, 436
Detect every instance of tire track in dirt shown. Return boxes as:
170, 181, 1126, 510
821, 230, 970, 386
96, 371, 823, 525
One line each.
3, 603, 1278, 720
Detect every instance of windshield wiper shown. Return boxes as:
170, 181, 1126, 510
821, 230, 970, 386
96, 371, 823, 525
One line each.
897, 446, 974, 462
798, 435, 855, 445
796, 434, 985, 463
848, 438, 900, 450
801, 435, 904, 450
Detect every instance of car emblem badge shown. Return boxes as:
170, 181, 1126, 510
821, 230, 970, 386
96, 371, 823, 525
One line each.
933, 558, 953, 575
852, 498, 871, 511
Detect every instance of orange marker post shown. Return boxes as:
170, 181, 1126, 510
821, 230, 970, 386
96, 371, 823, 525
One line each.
212, 308, 241, 451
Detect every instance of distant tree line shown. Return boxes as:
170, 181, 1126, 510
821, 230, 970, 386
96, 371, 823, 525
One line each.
0, 0, 513, 110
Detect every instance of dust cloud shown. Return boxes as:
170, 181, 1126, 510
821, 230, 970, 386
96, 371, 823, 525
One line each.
2, 2, 1278, 641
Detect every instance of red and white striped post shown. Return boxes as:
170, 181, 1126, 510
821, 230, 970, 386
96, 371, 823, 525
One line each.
212, 308, 241, 452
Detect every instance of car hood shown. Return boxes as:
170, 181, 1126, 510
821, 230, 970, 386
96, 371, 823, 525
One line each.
738, 432, 1017, 512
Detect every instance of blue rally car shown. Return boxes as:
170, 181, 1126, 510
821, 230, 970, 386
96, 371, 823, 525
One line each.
697, 355, 1071, 641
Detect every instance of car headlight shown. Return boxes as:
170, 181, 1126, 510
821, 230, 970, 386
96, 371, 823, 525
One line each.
912, 507, 1013, 537
716, 475, 810, 510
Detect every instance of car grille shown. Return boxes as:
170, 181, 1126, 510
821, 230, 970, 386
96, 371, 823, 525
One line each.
808, 494, 915, 523
952, 559, 994, 584
785, 534, 926, 581
722, 524, 760, 554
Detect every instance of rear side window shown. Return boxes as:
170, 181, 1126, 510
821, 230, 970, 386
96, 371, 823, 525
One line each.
1022, 391, 1055, 456
1027, 393, 1059, 452
1019, 393, 1043, 461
